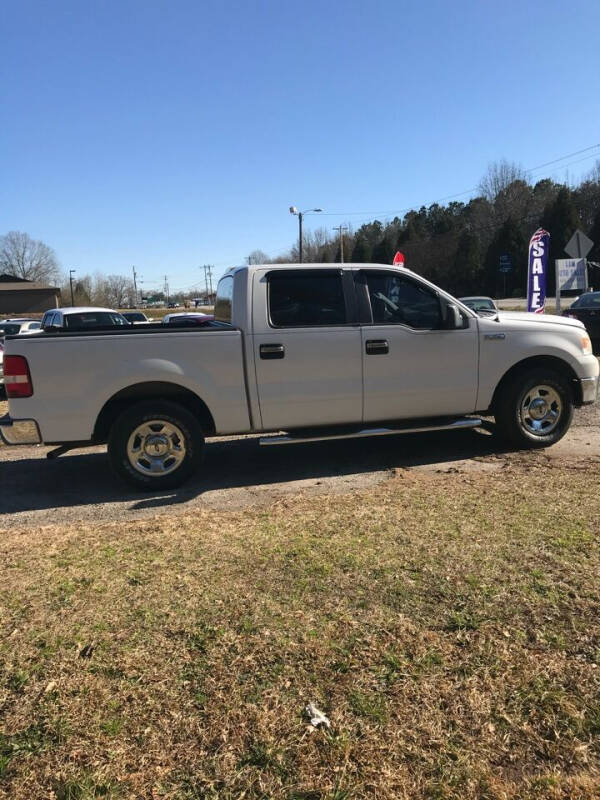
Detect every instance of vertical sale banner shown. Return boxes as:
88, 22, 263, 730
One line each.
527, 228, 550, 313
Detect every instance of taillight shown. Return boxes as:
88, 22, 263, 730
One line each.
4, 355, 33, 398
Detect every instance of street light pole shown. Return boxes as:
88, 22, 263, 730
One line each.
289, 206, 323, 263
69, 270, 76, 306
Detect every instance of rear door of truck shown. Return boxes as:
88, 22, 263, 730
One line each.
251, 268, 363, 430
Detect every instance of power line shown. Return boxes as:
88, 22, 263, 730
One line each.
315, 143, 600, 220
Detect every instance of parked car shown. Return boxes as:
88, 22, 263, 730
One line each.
459, 296, 499, 315
162, 312, 214, 325
122, 311, 152, 324
41, 307, 131, 331
1, 263, 597, 490
562, 292, 600, 351
0, 318, 42, 340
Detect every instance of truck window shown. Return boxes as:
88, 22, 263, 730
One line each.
215, 276, 233, 323
363, 271, 442, 330
268, 271, 346, 327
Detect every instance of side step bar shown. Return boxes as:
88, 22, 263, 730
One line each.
259, 417, 482, 446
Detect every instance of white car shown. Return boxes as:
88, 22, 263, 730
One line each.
122, 311, 152, 325
458, 296, 499, 316
41, 307, 130, 330
162, 312, 214, 325
0, 318, 42, 339
1, 263, 598, 490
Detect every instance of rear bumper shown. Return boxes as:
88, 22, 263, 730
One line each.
0, 414, 42, 445
580, 376, 598, 405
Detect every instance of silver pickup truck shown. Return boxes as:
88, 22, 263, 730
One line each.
1, 263, 598, 489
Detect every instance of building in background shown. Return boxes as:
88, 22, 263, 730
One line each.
0, 274, 61, 314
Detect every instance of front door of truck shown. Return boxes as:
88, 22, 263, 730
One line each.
357, 269, 479, 422
252, 269, 363, 431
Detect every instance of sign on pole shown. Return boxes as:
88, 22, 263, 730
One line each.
556, 230, 594, 314
498, 254, 512, 273
556, 259, 587, 291
565, 229, 593, 260
393, 251, 405, 267
527, 228, 550, 313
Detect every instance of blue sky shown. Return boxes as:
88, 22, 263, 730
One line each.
2, 0, 599, 292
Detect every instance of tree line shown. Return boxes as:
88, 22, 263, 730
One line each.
3, 159, 600, 305
252, 159, 600, 297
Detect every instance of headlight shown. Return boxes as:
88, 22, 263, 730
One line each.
581, 335, 593, 355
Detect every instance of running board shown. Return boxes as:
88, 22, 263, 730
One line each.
259, 417, 482, 446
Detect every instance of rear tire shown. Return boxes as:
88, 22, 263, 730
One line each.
494, 368, 573, 448
108, 400, 204, 490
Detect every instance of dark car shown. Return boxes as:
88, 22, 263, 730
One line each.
562, 292, 600, 350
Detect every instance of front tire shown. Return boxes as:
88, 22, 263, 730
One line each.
108, 400, 204, 490
494, 368, 573, 448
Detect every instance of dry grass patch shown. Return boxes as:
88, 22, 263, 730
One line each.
1, 461, 599, 798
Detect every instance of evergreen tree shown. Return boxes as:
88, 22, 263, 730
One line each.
541, 187, 579, 295
588, 206, 600, 265
484, 218, 525, 297
351, 236, 371, 263
452, 231, 482, 295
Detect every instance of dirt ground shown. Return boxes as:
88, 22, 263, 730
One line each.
1, 398, 597, 528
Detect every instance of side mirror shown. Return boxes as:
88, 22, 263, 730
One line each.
445, 303, 463, 330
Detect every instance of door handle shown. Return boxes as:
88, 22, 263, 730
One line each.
365, 339, 389, 355
260, 343, 285, 359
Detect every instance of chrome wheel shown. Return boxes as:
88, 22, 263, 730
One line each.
126, 419, 186, 477
519, 385, 562, 436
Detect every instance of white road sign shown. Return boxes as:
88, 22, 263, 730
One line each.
556, 258, 587, 291
565, 229, 593, 259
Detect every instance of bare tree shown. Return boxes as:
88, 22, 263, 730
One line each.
0, 230, 59, 283
247, 249, 270, 265
586, 159, 600, 184
478, 160, 527, 202
60, 272, 93, 305
93, 274, 134, 308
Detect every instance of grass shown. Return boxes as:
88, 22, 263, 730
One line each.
1, 460, 599, 798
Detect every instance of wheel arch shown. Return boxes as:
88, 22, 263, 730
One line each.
93, 381, 216, 443
489, 355, 582, 413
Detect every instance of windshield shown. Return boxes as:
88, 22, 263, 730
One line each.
463, 298, 495, 311
573, 293, 600, 308
63, 312, 129, 328
0, 323, 21, 336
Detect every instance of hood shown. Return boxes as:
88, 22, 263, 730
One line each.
495, 311, 585, 330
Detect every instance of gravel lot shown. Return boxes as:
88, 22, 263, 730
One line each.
1, 397, 598, 528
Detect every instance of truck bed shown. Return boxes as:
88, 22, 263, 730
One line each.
4, 322, 251, 443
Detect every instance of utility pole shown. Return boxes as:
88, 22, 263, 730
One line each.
201, 265, 214, 302
164, 275, 169, 306
132, 266, 138, 308
69, 270, 76, 306
202, 265, 209, 302
333, 225, 349, 263
289, 207, 323, 264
